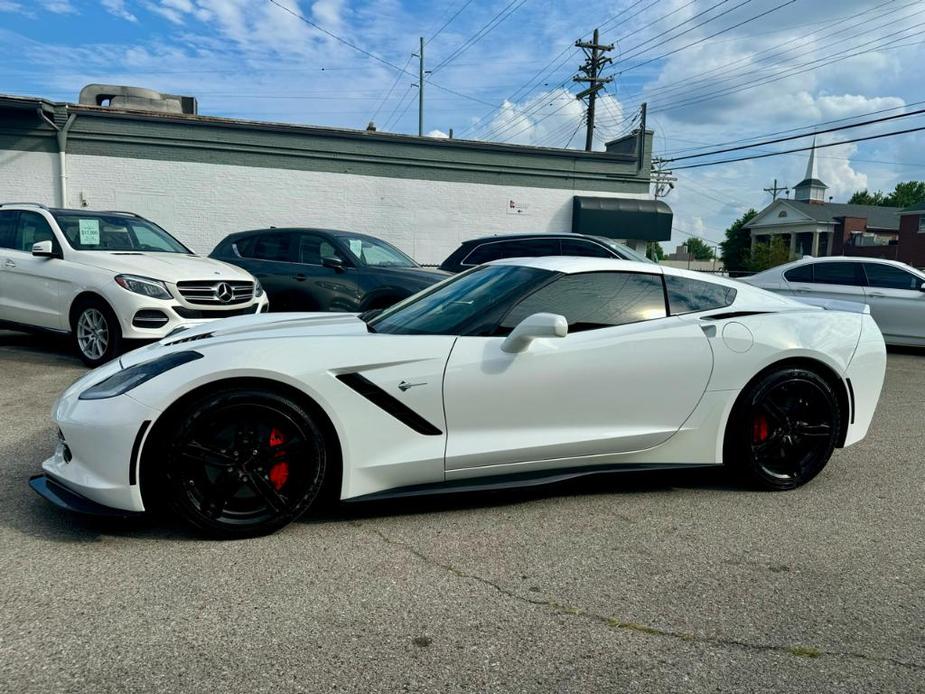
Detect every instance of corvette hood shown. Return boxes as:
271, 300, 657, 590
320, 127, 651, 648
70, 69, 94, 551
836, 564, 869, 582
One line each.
74, 252, 254, 282
120, 312, 369, 367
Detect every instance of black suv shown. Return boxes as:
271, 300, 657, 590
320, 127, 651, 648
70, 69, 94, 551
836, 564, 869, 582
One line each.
438, 233, 654, 273
211, 228, 447, 312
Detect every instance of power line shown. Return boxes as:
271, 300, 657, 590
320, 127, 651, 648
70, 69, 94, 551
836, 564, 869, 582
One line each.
664, 107, 925, 162
485, 0, 794, 143
429, 0, 531, 75
426, 0, 476, 45
647, 23, 925, 118
370, 53, 414, 123
608, 0, 909, 123
615, 0, 798, 77
458, 0, 663, 139
660, 99, 925, 157
265, 0, 494, 109
672, 125, 925, 171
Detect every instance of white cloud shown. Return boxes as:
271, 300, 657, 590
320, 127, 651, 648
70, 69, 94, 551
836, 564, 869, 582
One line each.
0, 1, 24, 12
39, 0, 77, 12
427, 129, 449, 138
101, 0, 137, 22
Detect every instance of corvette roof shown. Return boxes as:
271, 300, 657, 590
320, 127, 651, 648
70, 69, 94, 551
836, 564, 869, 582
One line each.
488, 256, 801, 308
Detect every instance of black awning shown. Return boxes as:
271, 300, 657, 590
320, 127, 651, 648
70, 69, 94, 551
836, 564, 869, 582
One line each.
572, 196, 673, 242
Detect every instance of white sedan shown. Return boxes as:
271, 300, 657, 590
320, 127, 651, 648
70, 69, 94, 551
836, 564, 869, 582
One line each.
30, 257, 886, 537
745, 256, 925, 347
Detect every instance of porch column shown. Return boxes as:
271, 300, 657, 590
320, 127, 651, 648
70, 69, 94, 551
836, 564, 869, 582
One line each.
789, 232, 797, 258
811, 231, 820, 256
750, 232, 756, 256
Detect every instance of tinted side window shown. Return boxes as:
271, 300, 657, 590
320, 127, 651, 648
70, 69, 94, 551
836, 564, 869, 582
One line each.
15, 211, 54, 252
0, 211, 16, 249
464, 242, 505, 265
465, 238, 561, 265
561, 238, 612, 258
296, 234, 339, 265
503, 238, 559, 258
784, 264, 813, 283
666, 276, 737, 315
863, 263, 922, 290
232, 237, 256, 258
813, 262, 865, 286
249, 233, 292, 262
500, 272, 666, 333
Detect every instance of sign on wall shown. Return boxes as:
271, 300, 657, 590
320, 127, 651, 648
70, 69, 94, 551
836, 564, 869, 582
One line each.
507, 199, 528, 215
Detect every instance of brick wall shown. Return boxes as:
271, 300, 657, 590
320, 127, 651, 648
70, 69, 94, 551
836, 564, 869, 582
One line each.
897, 213, 925, 268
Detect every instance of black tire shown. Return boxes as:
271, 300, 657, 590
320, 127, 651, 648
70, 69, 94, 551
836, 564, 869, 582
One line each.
724, 367, 842, 491
71, 298, 123, 367
160, 388, 328, 538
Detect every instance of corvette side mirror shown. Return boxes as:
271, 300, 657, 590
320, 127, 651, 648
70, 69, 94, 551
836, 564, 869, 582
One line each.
501, 312, 568, 353
32, 240, 57, 258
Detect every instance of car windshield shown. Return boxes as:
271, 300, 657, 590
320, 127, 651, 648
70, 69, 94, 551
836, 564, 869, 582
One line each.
368, 264, 554, 335
592, 237, 655, 264
52, 212, 190, 253
339, 235, 417, 268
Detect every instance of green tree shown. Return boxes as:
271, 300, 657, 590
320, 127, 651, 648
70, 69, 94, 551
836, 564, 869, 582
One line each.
719, 208, 758, 272
684, 237, 715, 260
885, 181, 925, 208
749, 236, 791, 272
645, 241, 665, 261
848, 181, 925, 208
848, 190, 885, 205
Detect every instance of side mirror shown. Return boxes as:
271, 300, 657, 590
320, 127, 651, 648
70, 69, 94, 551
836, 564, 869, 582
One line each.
501, 312, 568, 353
322, 255, 345, 272
32, 240, 57, 258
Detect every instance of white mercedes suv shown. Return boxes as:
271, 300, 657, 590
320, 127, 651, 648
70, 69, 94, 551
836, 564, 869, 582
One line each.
0, 203, 269, 365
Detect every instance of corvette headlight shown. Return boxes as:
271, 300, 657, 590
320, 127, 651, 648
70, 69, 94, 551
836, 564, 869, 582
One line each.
115, 274, 172, 300
79, 351, 203, 400
254, 278, 264, 297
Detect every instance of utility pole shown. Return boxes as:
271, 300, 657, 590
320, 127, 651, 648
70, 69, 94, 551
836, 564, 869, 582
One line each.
417, 36, 424, 136
574, 28, 613, 151
763, 178, 788, 200
636, 101, 647, 171
651, 157, 677, 199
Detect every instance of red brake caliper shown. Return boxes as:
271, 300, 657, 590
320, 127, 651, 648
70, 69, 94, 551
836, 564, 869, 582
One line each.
753, 413, 769, 443
267, 427, 289, 491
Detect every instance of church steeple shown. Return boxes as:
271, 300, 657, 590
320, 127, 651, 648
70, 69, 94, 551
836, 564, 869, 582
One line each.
793, 138, 828, 204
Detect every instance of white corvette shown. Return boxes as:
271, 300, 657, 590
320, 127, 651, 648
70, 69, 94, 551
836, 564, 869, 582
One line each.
30, 257, 886, 537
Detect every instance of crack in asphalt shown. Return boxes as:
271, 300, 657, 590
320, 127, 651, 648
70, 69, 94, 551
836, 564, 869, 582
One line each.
359, 523, 925, 672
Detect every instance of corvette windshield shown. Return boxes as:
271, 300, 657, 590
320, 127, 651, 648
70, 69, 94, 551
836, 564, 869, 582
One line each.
369, 264, 553, 335
52, 212, 190, 253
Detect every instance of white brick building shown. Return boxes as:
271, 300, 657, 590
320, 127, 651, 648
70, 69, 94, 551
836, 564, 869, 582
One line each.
0, 92, 670, 264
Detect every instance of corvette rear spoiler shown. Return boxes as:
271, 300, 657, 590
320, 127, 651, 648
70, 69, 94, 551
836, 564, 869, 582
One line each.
794, 297, 871, 314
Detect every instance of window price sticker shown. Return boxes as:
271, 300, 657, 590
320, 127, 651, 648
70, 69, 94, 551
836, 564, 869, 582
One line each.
79, 219, 100, 245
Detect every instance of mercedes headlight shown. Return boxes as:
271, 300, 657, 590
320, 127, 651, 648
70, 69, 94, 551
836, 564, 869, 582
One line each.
79, 351, 203, 400
115, 274, 172, 300
254, 278, 265, 297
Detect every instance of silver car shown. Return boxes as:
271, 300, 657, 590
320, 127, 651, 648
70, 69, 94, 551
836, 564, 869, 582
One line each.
745, 257, 925, 347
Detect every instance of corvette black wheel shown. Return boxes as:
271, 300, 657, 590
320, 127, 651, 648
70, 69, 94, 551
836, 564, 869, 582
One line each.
163, 389, 327, 538
725, 367, 841, 490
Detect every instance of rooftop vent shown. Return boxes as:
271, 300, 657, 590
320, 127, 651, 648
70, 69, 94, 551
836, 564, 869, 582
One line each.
78, 84, 197, 115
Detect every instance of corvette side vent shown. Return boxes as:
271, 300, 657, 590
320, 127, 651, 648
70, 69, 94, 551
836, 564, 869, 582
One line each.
336, 373, 441, 436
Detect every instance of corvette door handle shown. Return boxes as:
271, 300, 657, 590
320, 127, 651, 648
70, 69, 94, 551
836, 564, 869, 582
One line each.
3, 259, 15, 269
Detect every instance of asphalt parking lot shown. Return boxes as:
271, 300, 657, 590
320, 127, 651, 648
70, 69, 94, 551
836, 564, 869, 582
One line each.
0, 331, 922, 694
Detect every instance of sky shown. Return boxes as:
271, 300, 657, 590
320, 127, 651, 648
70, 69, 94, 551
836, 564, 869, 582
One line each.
1, 0, 924, 253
